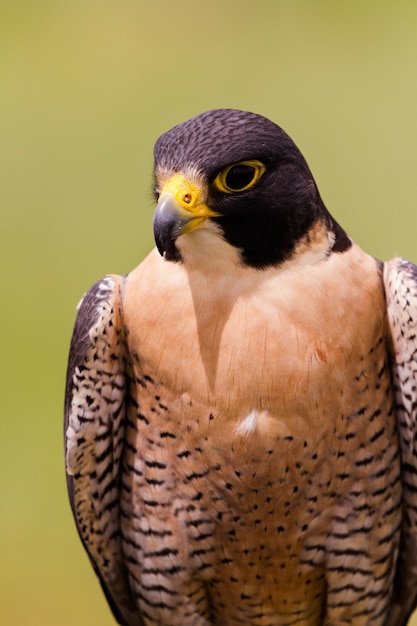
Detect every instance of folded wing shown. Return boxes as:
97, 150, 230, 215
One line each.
64, 275, 142, 626
384, 258, 417, 626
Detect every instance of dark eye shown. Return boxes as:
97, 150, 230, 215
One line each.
214, 160, 266, 194
225, 164, 256, 190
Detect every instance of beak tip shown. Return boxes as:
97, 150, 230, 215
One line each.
155, 238, 165, 257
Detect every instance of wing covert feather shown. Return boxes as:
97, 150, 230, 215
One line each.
384, 258, 417, 626
64, 275, 142, 626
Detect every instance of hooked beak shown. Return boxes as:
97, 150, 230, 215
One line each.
153, 174, 221, 257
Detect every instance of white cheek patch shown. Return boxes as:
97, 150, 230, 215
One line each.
236, 410, 259, 435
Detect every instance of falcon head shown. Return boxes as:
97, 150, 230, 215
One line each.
152, 109, 351, 269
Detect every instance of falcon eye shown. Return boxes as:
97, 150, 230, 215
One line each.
214, 160, 266, 194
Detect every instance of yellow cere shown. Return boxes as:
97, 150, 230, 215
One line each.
161, 173, 220, 217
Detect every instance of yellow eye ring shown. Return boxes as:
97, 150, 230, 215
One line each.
213, 160, 266, 194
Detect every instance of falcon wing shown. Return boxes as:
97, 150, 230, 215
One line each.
64, 275, 142, 626
384, 258, 417, 626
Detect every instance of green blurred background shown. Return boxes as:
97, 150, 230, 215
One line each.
1, 1, 417, 625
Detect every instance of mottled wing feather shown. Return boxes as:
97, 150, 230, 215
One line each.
384, 258, 417, 626
64, 275, 143, 626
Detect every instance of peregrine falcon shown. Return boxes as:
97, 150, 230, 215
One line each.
65, 109, 417, 625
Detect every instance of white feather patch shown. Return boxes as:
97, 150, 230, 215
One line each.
236, 410, 259, 436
